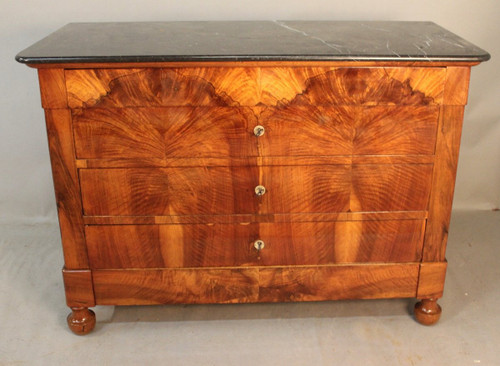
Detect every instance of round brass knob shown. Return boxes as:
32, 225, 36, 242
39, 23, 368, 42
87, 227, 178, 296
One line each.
253, 125, 265, 137
254, 240, 265, 250
255, 185, 266, 196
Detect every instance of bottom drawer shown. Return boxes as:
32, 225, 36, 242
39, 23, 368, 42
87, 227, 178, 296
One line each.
85, 220, 425, 268
93, 264, 420, 305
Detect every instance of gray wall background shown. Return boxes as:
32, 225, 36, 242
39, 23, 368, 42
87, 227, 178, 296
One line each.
1, 0, 499, 223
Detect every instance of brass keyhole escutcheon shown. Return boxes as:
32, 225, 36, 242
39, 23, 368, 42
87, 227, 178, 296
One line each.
254, 240, 265, 250
253, 125, 265, 137
255, 185, 266, 196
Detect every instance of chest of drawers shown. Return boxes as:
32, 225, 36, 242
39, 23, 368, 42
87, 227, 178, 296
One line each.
17, 21, 489, 334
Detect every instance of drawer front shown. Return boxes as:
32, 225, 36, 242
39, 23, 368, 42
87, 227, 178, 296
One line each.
85, 220, 425, 268
73, 105, 439, 159
66, 67, 445, 109
79, 165, 351, 216
259, 105, 439, 156
73, 107, 258, 159
79, 164, 432, 216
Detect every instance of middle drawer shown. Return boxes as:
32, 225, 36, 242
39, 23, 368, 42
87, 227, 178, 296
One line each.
80, 164, 432, 216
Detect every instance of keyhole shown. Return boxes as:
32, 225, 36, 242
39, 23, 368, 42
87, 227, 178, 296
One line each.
254, 240, 265, 250
255, 185, 266, 196
253, 125, 265, 137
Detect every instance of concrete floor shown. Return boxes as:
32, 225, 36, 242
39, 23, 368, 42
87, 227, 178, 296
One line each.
1, 210, 499, 365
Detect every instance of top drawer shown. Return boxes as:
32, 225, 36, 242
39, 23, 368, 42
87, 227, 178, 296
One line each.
65, 67, 446, 108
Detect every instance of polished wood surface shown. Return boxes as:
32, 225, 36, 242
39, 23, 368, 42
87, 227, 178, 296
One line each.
76, 155, 435, 169
80, 164, 432, 216
67, 307, 96, 335
443, 67, 471, 105
417, 261, 447, 298
73, 107, 257, 159
83, 211, 428, 225
85, 220, 425, 268
79, 165, 349, 215
414, 298, 442, 325
42, 73, 88, 269
93, 264, 420, 305
65, 67, 445, 108
30, 60, 481, 333
423, 106, 465, 262
73, 105, 439, 159
62, 269, 95, 307
38, 68, 67, 109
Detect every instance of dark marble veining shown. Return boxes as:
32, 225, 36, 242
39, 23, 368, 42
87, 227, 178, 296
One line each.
16, 21, 490, 64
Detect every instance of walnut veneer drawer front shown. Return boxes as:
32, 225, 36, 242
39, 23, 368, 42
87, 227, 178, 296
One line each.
17, 21, 489, 334
73, 107, 257, 159
65, 67, 446, 108
85, 220, 425, 268
80, 164, 432, 216
73, 105, 439, 159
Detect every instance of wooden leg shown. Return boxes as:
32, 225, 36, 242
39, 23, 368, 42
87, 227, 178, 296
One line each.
67, 307, 96, 335
414, 298, 442, 325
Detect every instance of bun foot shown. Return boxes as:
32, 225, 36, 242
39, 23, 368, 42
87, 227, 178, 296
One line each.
67, 307, 96, 335
414, 298, 442, 325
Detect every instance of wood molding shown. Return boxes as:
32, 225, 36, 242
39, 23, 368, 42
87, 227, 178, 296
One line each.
417, 261, 447, 298
62, 268, 95, 307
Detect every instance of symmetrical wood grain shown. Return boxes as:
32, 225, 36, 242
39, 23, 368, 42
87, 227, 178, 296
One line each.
79, 164, 432, 216
85, 220, 425, 268
79, 165, 352, 216
73, 104, 439, 159
93, 264, 420, 305
33, 61, 480, 333
66, 67, 446, 108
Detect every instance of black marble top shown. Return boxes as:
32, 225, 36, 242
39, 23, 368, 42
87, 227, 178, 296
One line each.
16, 21, 490, 64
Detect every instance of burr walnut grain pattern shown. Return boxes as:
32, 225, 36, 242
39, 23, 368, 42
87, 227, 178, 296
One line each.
65, 67, 446, 108
84, 220, 425, 268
